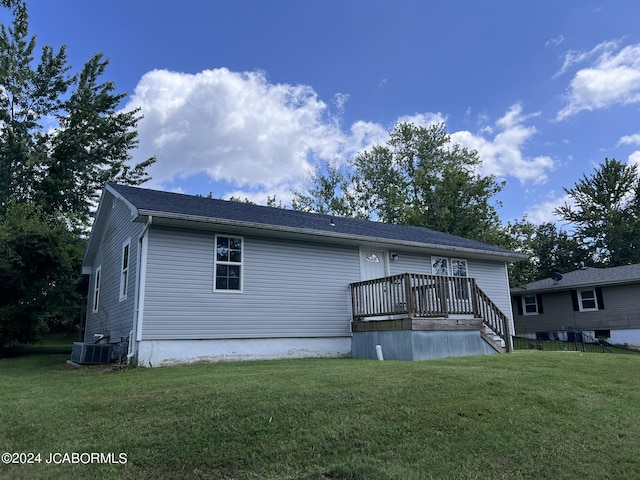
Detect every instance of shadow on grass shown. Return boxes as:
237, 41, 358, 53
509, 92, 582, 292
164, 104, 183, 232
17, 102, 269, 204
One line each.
0, 334, 75, 358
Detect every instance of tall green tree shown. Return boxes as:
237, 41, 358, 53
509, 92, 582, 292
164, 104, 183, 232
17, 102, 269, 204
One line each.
555, 158, 640, 266
0, 1, 154, 345
293, 122, 505, 243
503, 217, 588, 287
0, 0, 154, 230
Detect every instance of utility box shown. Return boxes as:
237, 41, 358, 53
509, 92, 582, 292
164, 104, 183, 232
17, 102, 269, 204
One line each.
71, 342, 112, 365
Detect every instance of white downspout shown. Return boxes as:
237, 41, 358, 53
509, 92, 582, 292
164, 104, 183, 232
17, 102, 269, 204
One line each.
128, 216, 152, 362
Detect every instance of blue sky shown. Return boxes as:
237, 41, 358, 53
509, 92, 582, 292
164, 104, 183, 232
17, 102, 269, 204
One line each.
13, 1, 640, 224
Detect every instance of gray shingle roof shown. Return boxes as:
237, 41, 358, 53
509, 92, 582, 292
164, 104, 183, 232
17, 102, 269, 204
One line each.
511, 264, 640, 293
108, 183, 525, 260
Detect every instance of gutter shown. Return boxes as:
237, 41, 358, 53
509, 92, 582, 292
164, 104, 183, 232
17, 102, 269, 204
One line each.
128, 215, 152, 363
512, 277, 640, 295
135, 209, 527, 263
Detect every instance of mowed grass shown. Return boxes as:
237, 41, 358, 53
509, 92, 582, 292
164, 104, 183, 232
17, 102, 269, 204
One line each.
1, 348, 639, 480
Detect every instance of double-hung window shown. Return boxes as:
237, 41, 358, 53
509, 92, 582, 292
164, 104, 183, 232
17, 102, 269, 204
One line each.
215, 235, 243, 291
523, 295, 538, 315
578, 289, 598, 311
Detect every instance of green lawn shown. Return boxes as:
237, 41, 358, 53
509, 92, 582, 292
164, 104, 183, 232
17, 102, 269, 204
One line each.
1, 348, 639, 480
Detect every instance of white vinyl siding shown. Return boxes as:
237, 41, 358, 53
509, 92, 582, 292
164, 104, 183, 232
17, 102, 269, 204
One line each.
142, 227, 361, 340
83, 194, 143, 343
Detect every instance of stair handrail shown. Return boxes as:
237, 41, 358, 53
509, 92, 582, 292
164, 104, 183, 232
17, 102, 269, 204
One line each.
472, 283, 512, 352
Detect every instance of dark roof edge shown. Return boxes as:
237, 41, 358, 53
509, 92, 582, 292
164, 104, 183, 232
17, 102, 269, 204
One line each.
512, 277, 640, 294
137, 208, 528, 262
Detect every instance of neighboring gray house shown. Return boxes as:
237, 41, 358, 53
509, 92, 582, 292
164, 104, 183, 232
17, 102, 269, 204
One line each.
511, 265, 640, 346
80, 183, 525, 367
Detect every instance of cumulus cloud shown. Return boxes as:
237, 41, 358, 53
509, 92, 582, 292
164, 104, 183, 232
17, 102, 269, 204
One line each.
125, 68, 349, 192
450, 104, 555, 184
555, 41, 640, 120
123, 69, 555, 202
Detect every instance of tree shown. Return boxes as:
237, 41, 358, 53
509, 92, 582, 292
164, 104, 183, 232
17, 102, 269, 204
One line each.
555, 158, 640, 266
503, 217, 587, 287
293, 122, 505, 243
0, 202, 83, 348
0, 0, 154, 230
0, 1, 154, 345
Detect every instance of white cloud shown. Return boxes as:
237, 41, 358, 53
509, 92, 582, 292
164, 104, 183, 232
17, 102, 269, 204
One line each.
450, 104, 555, 184
618, 133, 640, 146
396, 112, 447, 127
125, 68, 347, 192
556, 41, 640, 120
123, 70, 555, 203
629, 150, 640, 169
545, 35, 565, 48
525, 194, 571, 225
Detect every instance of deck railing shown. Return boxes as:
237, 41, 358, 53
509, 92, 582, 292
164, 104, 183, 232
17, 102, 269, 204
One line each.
350, 273, 511, 351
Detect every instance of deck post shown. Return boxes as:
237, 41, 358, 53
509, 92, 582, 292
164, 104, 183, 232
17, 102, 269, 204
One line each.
404, 273, 414, 319
439, 276, 448, 317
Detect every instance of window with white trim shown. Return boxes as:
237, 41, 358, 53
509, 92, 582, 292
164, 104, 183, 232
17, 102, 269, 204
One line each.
119, 240, 130, 301
431, 257, 449, 275
431, 257, 468, 277
431, 257, 469, 300
214, 235, 243, 291
522, 295, 538, 315
93, 266, 101, 312
450, 259, 468, 277
578, 289, 598, 311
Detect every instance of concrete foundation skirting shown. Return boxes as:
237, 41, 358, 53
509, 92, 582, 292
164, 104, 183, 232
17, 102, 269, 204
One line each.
352, 330, 498, 361
135, 337, 352, 367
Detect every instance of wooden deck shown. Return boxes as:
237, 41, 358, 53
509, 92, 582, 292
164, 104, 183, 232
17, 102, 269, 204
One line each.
350, 273, 512, 352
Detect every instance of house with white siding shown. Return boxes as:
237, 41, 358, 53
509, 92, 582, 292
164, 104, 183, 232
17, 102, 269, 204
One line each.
511, 265, 640, 346
79, 183, 526, 367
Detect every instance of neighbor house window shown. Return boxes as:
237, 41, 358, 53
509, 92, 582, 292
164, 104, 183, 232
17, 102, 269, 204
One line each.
578, 289, 598, 311
93, 266, 101, 312
119, 240, 130, 301
215, 235, 243, 291
522, 295, 538, 315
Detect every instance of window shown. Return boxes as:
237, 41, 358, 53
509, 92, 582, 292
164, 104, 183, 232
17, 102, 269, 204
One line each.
366, 253, 380, 263
523, 295, 538, 315
431, 257, 449, 275
215, 235, 243, 291
93, 266, 101, 312
431, 257, 468, 277
578, 289, 598, 311
119, 240, 130, 301
450, 259, 468, 277
432, 257, 469, 300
